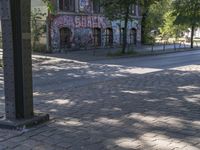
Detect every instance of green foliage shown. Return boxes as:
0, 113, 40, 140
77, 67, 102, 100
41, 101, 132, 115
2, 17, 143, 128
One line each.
172, 0, 200, 26
101, 0, 137, 20
31, 8, 46, 51
140, 0, 161, 44
32, 43, 47, 52
100, 0, 138, 53
42, 0, 55, 14
159, 11, 187, 39
172, 0, 200, 48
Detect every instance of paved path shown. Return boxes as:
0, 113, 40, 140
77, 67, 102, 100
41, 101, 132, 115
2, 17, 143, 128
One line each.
0, 50, 199, 149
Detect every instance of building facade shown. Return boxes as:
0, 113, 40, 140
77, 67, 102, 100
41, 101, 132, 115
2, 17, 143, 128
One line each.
49, 0, 142, 51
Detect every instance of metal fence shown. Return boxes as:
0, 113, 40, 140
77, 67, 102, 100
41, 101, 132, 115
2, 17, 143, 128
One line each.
149, 38, 200, 52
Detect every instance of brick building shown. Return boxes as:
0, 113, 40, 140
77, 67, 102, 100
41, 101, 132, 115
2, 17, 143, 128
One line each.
48, 0, 142, 51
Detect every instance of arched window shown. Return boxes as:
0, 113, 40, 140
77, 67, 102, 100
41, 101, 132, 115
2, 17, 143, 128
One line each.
60, 27, 72, 48
93, 28, 101, 47
59, 0, 75, 12
105, 28, 113, 46
130, 28, 137, 45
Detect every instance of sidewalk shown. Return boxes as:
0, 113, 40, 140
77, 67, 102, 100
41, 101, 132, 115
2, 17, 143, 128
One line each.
39, 44, 200, 62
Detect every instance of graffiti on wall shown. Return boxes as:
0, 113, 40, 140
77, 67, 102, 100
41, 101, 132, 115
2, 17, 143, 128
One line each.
73, 28, 93, 48
52, 15, 110, 29
51, 15, 111, 49
50, 15, 141, 50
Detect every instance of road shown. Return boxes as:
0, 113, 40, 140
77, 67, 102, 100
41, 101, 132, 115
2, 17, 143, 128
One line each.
0, 50, 199, 150
32, 50, 200, 91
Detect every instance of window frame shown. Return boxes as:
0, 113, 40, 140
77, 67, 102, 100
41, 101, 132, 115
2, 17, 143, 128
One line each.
130, 28, 137, 45
105, 28, 113, 46
60, 27, 72, 48
93, 28, 101, 47
59, 0, 75, 12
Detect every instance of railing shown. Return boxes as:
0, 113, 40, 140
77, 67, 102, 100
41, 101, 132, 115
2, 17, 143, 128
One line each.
150, 38, 200, 52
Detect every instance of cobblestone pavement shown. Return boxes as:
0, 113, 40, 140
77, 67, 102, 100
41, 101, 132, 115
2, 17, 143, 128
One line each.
0, 51, 200, 150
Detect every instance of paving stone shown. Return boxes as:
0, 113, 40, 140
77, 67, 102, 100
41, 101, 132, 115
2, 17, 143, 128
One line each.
0, 53, 200, 149
13, 144, 32, 150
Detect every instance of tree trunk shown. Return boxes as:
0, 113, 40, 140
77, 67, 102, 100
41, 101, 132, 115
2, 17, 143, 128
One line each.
141, 12, 147, 44
122, 7, 129, 54
47, 11, 52, 53
141, 8, 149, 44
190, 25, 195, 48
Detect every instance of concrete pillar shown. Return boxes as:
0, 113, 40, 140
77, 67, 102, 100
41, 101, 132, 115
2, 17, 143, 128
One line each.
0, 0, 49, 129
1, 0, 33, 120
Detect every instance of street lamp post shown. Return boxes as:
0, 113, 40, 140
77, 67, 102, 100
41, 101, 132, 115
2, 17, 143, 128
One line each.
0, 0, 49, 129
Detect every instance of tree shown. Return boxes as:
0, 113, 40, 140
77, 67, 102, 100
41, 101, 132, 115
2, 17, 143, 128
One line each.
100, 0, 137, 54
41, 0, 55, 53
172, 0, 200, 48
159, 11, 187, 39
42, 0, 55, 13
142, 0, 171, 42
139, 0, 160, 44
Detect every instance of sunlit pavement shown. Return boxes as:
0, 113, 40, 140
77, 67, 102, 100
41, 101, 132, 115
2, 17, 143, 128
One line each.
0, 50, 200, 149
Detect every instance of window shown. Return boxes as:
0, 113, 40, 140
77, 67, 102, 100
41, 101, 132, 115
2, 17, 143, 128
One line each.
105, 28, 113, 46
59, 0, 75, 12
130, 28, 137, 45
120, 28, 125, 45
60, 28, 72, 48
133, 5, 137, 16
93, 28, 101, 47
93, 0, 101, 13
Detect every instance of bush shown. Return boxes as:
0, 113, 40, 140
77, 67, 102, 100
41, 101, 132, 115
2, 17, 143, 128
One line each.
32, 43, 47, 52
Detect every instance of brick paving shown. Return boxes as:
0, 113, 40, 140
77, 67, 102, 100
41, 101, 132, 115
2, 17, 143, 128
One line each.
0, 53, 199, 150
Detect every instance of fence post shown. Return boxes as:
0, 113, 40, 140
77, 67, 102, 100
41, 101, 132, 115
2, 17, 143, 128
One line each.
174, 41, 176, 51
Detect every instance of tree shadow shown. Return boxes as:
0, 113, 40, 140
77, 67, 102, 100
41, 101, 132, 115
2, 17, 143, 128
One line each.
0, 55, 199, 149
31, 56, 200, 149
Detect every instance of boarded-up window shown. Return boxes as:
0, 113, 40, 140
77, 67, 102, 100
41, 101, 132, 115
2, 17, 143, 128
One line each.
59, 0, 75, 12
93, 28, 101, 47
105, 28, 113, 46
60, 28, 72, 48
130, 28, 137, 45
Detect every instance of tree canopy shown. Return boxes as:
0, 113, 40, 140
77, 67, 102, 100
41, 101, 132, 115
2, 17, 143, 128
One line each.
172, 0, 200, 48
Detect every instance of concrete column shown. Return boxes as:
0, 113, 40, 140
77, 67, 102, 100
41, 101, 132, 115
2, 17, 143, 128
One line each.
0, 0, 49, 129
1, 0, 33, 120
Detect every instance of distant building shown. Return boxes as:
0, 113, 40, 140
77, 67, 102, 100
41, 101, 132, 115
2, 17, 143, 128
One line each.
48, 0, 142, 52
